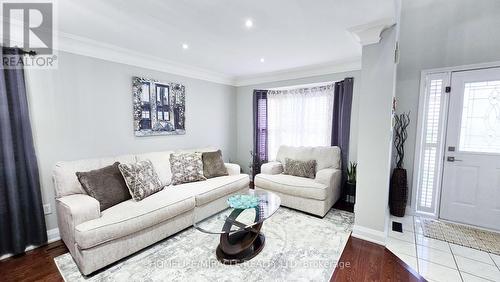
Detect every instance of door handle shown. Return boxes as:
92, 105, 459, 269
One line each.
447, 156, 463, 162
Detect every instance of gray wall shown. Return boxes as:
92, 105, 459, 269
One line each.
26, 51, 237, 230
235, 70, 361, 173
396, 0, 500, 206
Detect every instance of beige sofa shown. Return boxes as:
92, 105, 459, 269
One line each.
254, 146, 342, 217
53, 149, 249, 275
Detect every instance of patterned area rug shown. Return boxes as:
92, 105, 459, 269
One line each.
54, 207, 354, 282
421, 218, 500, 255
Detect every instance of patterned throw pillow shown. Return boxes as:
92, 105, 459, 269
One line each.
283, 158, 317, 179
170, 152, 207, 185
118, 160, 163, 201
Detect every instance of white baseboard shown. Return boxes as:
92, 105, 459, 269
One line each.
351, 224, 387, 246
0, 228, 61, 261
47, 228, 61, 243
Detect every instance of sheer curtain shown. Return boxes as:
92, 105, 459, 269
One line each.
267, 84, 335, 160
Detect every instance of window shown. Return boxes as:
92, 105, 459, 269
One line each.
415, 73, 448, 215
459, 80, 500, 153
267, 84, 334, 159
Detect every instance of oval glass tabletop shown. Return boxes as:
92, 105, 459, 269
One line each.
193, 190, 281, 235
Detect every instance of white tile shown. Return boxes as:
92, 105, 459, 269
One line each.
461, 272, 494, 282
455, 256, 500, 281
391, 215, 414, 231
417, 245, 457, 269
393, 251, 418, 271
490, 253, 500, 268
418, 259, 462, 282
450, 244, 494, 265
388, 229, 415, 244
415, 234, 451, 252
386, 237, 417, 257
414, 222, 424, 234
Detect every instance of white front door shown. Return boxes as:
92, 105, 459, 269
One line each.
440, 67, 500, 231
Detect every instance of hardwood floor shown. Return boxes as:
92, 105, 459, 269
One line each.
331, 236, 426, 281
0, 241, 67, 282
0, 236, 425, 281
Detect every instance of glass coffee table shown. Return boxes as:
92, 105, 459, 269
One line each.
193, 190, 280, 264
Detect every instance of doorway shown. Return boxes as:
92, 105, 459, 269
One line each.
413, 64, 500, 231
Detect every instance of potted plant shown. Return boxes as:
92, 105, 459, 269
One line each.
390, 112, 410, 217
346, 162, 357, 203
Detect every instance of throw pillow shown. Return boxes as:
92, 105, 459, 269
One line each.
283, 158, 317, 179
170, 152, 206, 185
118, 160, 163, 201
76, 162, 131, 211
201, 150, 228, 178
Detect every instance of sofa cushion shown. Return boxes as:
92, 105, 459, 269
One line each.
54, 155, 136, 198
74, 188, 195, 249
276, 146, 341, 170
170, 152, 206, 185
172, 174, 249, 206
135, 151, 173, 186
119, 160, 163, 201
76, 162, 131, 211
283, 158, 316, 179
202, 150, 228, 179
254, 173, 328, 200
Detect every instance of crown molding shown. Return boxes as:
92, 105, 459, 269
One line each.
348, 18, 395, 46
57, 32, 235, 85
233, 58, 361, 87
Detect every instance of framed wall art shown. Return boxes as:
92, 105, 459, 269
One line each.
132, 77, 186, 136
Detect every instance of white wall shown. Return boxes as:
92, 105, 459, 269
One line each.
235, 71, 361, 173
396, 0, 500, 207
26, 51, 237, 230
352, 26, 398, 244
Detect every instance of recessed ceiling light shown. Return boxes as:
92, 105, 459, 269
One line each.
260, 58, 265, 63
182, 43, 189, 50
245, 19, 253, 28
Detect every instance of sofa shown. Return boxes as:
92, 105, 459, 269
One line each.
53, 148, 249, 275
254, 146, 342, 217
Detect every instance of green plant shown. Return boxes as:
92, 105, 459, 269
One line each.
347, 162, 357, 184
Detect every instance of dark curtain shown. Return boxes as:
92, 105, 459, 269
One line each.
0, 47, 47, 256
331, 77, 354, 182
252, 89, 268, 179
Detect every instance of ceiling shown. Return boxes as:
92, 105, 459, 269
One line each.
57, 0, 395, 83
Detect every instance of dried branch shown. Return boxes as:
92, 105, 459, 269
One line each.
394, 112, 410, 169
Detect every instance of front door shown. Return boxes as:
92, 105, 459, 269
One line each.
440, 67, 500, 231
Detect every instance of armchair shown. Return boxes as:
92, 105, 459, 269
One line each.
254, 146, 342, 217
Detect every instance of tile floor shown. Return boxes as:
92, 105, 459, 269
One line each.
387, 215, 500, 282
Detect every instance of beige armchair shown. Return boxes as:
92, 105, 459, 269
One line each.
254, 146, 342, 217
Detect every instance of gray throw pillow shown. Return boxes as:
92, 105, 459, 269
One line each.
76, 162, 131, 211
202, 150, 228, 179
283, 158, 317, 179
170, 152, 206, 185
118, 160, 163, 201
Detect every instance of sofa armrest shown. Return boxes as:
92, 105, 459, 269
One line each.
56, 194, 100, 251
261, 161, 283, 175
315, 168, 342, 190
225, 163, 241, 175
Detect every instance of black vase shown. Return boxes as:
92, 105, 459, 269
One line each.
345, 182, 356, 204
389, 168, 408, 217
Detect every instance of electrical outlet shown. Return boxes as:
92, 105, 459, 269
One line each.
43, 204, 51, 215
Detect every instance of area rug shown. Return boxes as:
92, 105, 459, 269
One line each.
421, 218, 500, 255
54, 207, 354, 282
